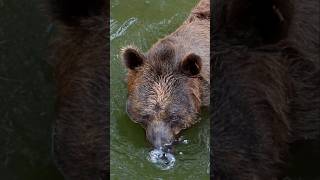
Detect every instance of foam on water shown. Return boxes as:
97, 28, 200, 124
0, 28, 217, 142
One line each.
147, 148, 176, 170
147, 137, 191, 170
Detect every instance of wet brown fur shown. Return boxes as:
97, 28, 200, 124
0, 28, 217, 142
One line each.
123, 0, 210, 147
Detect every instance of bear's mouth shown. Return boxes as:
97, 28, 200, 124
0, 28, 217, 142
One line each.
162, 143, 174, 153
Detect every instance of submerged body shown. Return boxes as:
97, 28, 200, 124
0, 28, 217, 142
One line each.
122, 0, 210, 151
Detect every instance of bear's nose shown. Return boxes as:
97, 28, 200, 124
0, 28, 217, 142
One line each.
146, 121, 174, 150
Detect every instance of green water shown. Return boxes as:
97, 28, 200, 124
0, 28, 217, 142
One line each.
110, 0, 210, 179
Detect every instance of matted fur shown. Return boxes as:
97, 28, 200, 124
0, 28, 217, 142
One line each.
123, 0, 210, 148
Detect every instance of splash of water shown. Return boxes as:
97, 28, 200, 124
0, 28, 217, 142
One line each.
110, 17, 138, 41
147, 148, 176, 170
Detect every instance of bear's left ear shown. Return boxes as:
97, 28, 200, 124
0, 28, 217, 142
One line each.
121, 46, 145, 71
180, 53, 202, 77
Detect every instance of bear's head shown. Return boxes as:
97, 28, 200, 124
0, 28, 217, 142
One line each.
121, 41, 203, 151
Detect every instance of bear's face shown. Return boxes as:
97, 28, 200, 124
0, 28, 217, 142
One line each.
122, 45, 202, 150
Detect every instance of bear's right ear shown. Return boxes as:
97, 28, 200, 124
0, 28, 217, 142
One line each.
121, 47, 145, 70
180, 53, 202, 77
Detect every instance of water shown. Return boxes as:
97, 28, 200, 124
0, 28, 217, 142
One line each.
148, 148, 176, 170
110, 0, 210, 179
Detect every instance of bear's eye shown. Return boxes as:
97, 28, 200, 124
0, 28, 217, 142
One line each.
170, 115, 180, 121
140, 114, 151, 123
141, 115, 150, 121
169, 115, 182, 127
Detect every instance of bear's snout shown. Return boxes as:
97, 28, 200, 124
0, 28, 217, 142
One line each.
146, 121, 174, 151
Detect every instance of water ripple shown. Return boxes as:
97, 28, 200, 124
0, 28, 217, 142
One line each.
111, 17, 138, 41
148, 149, 176, 170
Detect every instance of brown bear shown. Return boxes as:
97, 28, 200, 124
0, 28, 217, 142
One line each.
212, 0, 320, 179
122, 0, 210, 151
48, 0, 108, 179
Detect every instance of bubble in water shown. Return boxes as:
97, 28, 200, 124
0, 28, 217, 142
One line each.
147, 149, 176, 170
182, 139, 189, 144
176, 136, 189, 145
